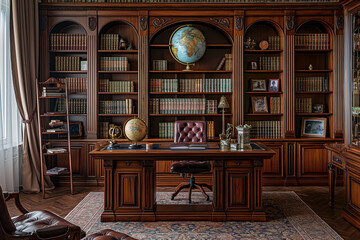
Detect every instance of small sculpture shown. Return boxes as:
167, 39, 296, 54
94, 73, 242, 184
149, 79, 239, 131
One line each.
308, 64, 313, 70
127, 42, 134, 50
119, 38, 127, 50
244, 37, 252, 49
250, 39, 257, 49
226, 123, 233, 141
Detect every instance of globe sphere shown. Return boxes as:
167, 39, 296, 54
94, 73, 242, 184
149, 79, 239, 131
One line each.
123, 117, 147, 143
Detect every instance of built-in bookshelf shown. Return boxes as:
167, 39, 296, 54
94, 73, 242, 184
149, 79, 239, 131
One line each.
244, 21, 283, 139
148, 23, 233, 139
49, 22, 88, 138
97, 21, 138, 138
295, 21, 333, 138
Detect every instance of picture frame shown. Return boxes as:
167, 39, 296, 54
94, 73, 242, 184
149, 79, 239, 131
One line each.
301, 118, 327, 138
268, 79, 280, 92
250, 79, 267, 91
64, 122, 83, 138
312, 104, 324, 113
252, 96, 268, 113
249, 61, 258, 70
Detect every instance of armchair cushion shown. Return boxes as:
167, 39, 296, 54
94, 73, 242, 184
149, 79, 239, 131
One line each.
171, 161, 211, 174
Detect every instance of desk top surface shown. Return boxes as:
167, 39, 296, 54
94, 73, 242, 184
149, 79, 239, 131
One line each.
90, 142, 275, 160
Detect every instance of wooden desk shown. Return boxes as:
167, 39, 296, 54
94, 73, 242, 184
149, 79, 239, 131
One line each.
90, 142, 275, 222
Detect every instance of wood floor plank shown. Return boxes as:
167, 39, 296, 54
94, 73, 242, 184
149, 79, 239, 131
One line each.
6, 186, 360, 240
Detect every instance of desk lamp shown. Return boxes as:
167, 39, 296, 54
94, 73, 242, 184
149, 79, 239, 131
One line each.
218, 95, 230, 140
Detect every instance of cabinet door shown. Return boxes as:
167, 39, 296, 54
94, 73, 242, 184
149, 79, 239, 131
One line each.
297, 142, 328, 185
225, 169, 252, 211
53, 143, 86, 177
262, 143, 284, 185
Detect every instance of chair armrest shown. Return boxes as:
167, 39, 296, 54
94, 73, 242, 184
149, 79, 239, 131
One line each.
35, 225, 69, 239
3, 192, 28, 214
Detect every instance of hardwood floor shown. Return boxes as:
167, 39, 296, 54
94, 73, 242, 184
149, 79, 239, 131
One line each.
6, 186, 360, 240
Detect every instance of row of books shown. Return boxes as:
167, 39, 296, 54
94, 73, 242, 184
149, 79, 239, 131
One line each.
149, 78, 232, 92
245, 121, 281, 139
206, 100, 218, 114
269, 97, 281, 114
99, 79, 135, 92
47, 0, 339, 3
99, 57, 130, 71
100, 34, 121, 50
157, 121, 215, 139
295, 33, 330, 50
42, 87, 65, 97
50, 33, 87, 51
268, 36, 281, 50
55, 56, 82, 71
150, 98, 221, 114
258, 56, 280, 70
153, 60, 167, 71
99, 122, 116, 139
216, 54, 232, 71
296, 97, 312, 113
99, 99, 134, 114
55, 98, 87, 114
295, 77, 329, 92
59, 78, 87, 93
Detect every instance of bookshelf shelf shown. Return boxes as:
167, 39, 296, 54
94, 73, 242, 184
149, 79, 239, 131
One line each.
50, 71, 87, 74
98, 50, 138, 53
295, 49, 332, 52
98, 114, 138, 117
149, 92, 232, 95
98, 71, 138, 74
42, 131, 69, 135
69, 114, 87, 116
44, 171, 70, 176
40, 114, 67, 117
244, 70, 283, 73
296, 113, 333, 116
98, 92, 138, 95
295, 70, 332, 73
49, 50, 87, 53
245, 91, 283, 94
39, 96, 65, 99
43, 152, 68, 156
69, 92, 87, 95
245, 113, 283, 116
149, 70, 232, 73
244, 49, 283, 53
296, 91, 333, 94
149, 114, 232, 117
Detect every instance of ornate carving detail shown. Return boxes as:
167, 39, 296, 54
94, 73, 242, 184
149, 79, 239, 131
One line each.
88, 16, 97, 31
235, 17, 243, 31
210, 18, 230, 29
152, 18, 173, 29
140, 16, 147, 31
336, 16, 344, 31
253, 159, 263, 167
286, 16, 295, 31
103, 160, 113, 168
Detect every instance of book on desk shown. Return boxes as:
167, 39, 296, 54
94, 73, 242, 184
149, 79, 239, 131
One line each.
169, 143, 208, 150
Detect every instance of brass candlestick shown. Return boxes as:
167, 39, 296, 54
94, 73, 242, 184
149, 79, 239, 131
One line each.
218, 95, 230, 140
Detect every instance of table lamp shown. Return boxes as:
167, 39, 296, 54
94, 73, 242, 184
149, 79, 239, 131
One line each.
218, 95, 230, 140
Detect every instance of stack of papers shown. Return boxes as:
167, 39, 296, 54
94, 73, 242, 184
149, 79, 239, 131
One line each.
46, 167, 68, 175
169, 143, 208, 150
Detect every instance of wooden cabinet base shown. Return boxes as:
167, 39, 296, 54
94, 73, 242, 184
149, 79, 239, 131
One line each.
342, 208, 360, 230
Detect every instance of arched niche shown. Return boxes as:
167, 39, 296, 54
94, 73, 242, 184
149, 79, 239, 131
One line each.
98, 21, 138, 50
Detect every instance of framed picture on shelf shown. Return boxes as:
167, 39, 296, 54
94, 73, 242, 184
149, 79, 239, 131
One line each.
252, 96, 268, 113
64, 122, 83, 138
312, 104, 324, 113
251, 79, 267, 91
301, 118, 327, 138
268, 79, 279, 92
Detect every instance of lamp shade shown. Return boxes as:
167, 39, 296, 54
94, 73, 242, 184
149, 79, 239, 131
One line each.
218, 95, 230, 109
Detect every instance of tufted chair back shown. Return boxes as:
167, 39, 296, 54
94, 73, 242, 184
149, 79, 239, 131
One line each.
174, 121, 206, 143
0, 185, 16, 235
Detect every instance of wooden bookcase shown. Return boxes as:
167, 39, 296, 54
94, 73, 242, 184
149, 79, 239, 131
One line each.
39, 2, 345, 187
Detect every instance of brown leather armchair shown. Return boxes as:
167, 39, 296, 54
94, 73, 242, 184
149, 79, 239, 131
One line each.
170, 121, 212, 203
0, 185, 84, 240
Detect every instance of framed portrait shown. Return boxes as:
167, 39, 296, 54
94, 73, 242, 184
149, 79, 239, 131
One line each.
249, 61, 258, 70
268, 79, 279, 92
64, 122, 83, 138
312, 104, 324, 113
301, 118, 327, 138
252, 96, 268, 113
251, 79, 267, 91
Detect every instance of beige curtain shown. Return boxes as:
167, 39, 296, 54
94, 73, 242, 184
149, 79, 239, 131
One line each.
10, 0, 53, 193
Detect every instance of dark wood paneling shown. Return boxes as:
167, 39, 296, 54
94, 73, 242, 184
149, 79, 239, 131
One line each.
225, 172, 250, 210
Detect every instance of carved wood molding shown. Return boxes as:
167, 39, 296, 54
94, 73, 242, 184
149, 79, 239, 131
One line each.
103, 160, 113, 168
140, 16, 148, 31
286, 16, 294, 31
210, 18, 230, 29
152, 18, 173, 28
336, 16, 344, 31
88, 16, 97, 31
235, 17, 243, 31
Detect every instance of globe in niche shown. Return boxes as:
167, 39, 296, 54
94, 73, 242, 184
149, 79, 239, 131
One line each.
169, 25, 206, 70
123, 117, 147, 144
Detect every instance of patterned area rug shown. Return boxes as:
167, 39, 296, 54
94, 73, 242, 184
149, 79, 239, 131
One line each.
65, 191, 343, 240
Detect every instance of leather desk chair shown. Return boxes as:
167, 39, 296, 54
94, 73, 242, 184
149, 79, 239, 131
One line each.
170, 120, 212, 203
0, 185, 84, 240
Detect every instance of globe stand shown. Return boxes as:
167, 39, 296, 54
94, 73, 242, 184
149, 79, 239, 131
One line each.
183, 63, 195, 71
128, 142, 143, 149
